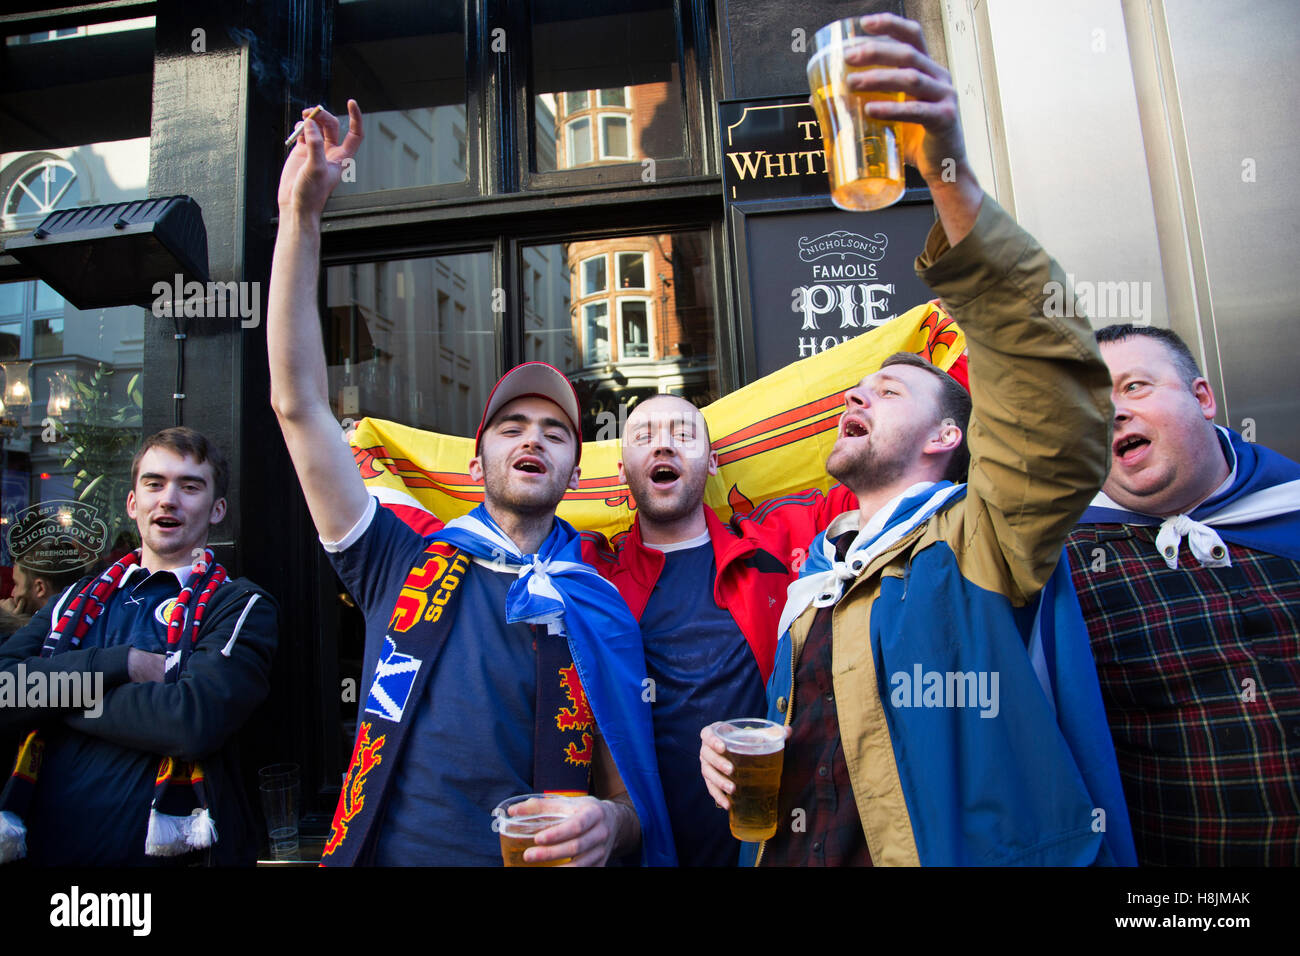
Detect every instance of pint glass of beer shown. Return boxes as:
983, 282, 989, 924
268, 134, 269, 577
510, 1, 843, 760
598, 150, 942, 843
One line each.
492, 793, 578, 867
715, 718, 785, 841
807, 17, 906, 211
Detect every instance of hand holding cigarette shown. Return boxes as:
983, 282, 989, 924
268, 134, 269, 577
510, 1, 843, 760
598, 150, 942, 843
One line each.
284, 105, 323, 146
277, 99, 364, 219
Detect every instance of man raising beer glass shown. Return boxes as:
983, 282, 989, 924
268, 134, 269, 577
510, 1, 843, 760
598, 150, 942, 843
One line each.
700, 12, 1135, 867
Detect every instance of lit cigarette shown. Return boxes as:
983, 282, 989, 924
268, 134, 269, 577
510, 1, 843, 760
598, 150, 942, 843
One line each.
285, 105, 323, 147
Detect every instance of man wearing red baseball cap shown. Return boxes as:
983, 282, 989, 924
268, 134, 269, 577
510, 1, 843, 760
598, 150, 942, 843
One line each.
267, 99, 673, 866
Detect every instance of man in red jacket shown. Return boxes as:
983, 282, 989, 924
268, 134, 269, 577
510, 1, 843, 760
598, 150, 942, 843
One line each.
582, 394, 855, 865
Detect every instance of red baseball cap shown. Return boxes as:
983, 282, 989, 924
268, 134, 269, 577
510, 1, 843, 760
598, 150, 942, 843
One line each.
475, 362, 583, 463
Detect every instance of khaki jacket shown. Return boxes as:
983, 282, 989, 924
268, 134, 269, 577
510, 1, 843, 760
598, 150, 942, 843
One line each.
764, 196, 1116, 865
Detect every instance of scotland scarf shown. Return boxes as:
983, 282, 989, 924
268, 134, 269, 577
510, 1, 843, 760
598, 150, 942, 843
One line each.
1081, 426, 1300, 567
0, 549, 227, 864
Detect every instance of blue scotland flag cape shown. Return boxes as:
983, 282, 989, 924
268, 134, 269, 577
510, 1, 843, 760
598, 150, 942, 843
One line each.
1082, 426, 1300, 565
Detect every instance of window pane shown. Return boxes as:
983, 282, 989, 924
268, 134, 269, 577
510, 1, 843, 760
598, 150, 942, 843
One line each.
617, 252, 646, 289
329, 0, 468, 195
2, 138, 148, 234
530, 0, 684, 173
584, 303, 609, 365
567, 118, 592, 166
0, 284, 23, 316
33, 318, 62, 358
0, 320, 20, 359
620, 301, 650, 359
34, 281, 63, 312
600, 116, 629, 159
0, 280, 145, 571
523, 231, 720, 439
323, 253, 495, 437
581, 255, 606, 295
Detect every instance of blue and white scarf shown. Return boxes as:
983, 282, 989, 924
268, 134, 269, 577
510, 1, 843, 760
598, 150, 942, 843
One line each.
1081, 426, 1300, 568
437, 505, 677, 866
778, 481, 966, 639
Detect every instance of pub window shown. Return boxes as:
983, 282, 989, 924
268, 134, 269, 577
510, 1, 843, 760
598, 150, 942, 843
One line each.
598, 87, 628, 107
323, 252, 495, 438
327, 0, 471, 201
523, 230, 720, 439
566, 117, 593, 166
581, 255, 607, 296
599, 115, 630, 160
528, 0, 687, 181
584, 302, 610, 365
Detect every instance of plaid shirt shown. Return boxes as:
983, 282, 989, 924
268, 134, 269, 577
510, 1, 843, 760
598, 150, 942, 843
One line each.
761, 536, 871, 867
1066, 524, 1300, 865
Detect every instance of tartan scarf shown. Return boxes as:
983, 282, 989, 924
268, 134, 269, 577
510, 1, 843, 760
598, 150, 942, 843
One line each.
0, 547, 227, 864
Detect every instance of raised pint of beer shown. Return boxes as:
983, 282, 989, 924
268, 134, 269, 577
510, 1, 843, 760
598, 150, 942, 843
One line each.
715, 718, 785, 841
807, 17, 906, 211
492, 794, 577, 867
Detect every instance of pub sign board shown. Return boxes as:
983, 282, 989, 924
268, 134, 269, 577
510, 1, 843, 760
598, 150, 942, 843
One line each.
720, 95, 928, 203
720, 95, 940, 380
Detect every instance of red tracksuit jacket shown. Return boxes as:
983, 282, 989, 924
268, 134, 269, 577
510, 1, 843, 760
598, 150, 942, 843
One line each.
581, 485, 858, 684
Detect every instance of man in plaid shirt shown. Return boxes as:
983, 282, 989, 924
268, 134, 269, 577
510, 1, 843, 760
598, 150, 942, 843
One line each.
1067, 324, 1300, 866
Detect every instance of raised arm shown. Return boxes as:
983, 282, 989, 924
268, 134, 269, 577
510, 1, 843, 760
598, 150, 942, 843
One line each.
846, 14, 1110, 597
268, 99, 372, 543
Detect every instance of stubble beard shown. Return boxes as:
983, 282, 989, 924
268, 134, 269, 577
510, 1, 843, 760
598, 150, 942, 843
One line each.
826, 437, 912, 496
482, 452, 570, 520
626, 465, 708, 526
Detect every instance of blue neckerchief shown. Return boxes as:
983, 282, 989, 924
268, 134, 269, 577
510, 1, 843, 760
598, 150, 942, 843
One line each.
1081, 427, 1300, 561
437, 505, 677, 866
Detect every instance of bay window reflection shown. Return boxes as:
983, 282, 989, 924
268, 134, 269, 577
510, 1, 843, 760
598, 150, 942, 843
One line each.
523, 230, 719, 439
530, 1, 685, 175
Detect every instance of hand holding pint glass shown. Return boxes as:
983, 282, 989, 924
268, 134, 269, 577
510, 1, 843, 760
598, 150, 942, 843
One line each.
806, 13, 980, 232
808, 16, 907, 211
492, 793, 581, 866
701, 719, 788, 842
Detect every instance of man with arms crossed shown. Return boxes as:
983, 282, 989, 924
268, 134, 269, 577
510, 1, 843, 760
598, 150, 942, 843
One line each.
269, 101, 672, 865
585, 397, 854, 864
0, 427, 278, 865
1067, 324, 1300, 865
700, 13, 1133, 865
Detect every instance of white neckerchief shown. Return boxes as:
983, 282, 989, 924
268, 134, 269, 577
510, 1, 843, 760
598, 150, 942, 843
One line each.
1090, 430, 1300, 569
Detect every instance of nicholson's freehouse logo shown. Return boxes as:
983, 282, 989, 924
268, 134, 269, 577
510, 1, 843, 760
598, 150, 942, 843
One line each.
797, 230, 888, 262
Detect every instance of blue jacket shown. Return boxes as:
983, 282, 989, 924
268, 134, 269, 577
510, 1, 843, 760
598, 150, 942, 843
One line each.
743, 195, 1136, 866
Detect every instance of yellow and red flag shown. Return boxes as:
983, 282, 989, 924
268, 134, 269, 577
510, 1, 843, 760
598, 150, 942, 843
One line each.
350, 302, 965, 541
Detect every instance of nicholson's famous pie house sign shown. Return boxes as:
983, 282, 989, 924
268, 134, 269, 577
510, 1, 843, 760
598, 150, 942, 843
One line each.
719, 95, 939, 378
